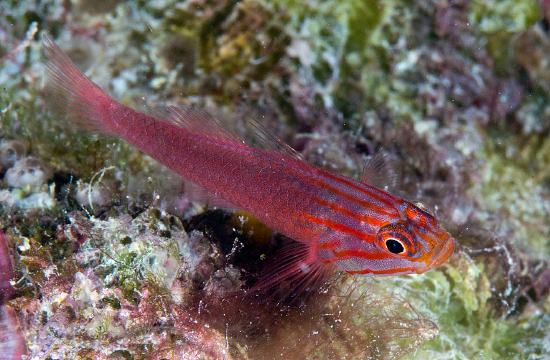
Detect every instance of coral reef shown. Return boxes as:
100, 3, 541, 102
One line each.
0, 0, 549, 359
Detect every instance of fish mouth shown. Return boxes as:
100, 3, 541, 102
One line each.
429, 234, 455, 269
415, 234, 455, 274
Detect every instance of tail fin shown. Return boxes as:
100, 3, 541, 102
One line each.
42, 34, 116, 136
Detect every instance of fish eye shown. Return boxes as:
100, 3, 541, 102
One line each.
385, 238, 405, 254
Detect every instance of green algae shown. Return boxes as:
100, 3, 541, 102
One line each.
474, 131, 550, 258
469, 0, 539, 33
391, 254, 549, 359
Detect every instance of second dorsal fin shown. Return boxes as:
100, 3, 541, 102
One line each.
150, 106, 247, 147
360, 153, 398, 191
151, 106, 314, 173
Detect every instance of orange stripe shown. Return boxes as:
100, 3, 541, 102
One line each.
307, 174, 396, 217
332, 249, 389, 260
316, 240, 340, 250
305, 215, 375, 243
311, 196, 387, 227
315, 168, 396, 205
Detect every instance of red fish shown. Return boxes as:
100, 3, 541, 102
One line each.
0, 229, 28, 359
42, 35, 454, 290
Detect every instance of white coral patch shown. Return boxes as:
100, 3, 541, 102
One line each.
4, 157, 53, 188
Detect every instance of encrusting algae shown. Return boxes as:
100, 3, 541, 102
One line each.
0, 0, 550, 359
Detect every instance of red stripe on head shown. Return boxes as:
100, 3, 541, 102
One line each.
310, 197, 388, 227
315, 169, 397, 205
304, 215, 376, 243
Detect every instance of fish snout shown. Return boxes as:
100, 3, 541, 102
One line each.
429, 234, 455, 269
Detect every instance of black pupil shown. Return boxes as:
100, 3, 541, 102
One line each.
386, 239, 404, 254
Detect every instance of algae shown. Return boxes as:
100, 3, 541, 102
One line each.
0, 0, 549, 359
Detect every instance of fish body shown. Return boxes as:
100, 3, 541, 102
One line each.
43, 35, 454, 288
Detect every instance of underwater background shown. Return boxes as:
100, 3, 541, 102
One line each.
0, 0, 549, 359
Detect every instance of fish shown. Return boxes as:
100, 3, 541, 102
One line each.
42, 34, 454, 291
0, 229, 28, 359
0, 228, 15, 303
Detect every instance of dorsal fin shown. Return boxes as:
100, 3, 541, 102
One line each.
360, 153, 398, 191
248, 119, 313, 173
150, 108, 313, 174
150, 106, 246, 147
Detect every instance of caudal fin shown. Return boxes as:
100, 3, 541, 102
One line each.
42, 34, 115, 136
